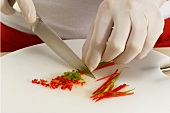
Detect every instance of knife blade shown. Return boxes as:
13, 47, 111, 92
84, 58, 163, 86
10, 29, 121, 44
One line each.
10, 1, 95, 78
31, 17, 95, 78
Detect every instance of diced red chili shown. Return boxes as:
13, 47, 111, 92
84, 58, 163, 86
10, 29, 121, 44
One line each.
32, 61, 134, 102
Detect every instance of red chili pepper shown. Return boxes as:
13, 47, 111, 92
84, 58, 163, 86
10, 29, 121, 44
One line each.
91, 68, 135, 102
111, 84, 128, 92
32, 79, 39, 84
108, 85, 114, 91
94, 91, 134, 102
126, 92, 134, 95
93, 91, 118, 102
95, 62, 115, 70
32, 70, 86, 91
32, 62, 135, 102
93, 70, 119, 94
96, 69, 119, 81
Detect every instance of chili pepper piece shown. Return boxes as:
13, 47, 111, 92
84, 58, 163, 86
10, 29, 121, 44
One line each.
111, 84, 128, 92
93, 71, 120, 94
124, 88, 135, 93
103, 76, 119, 93
32, 70, 85, 91
95, 62, 115, 70
96, 69, 119, 81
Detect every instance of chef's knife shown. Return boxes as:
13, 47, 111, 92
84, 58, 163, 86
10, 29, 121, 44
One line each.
31, 17, 95, 78
10, 0, 95, 78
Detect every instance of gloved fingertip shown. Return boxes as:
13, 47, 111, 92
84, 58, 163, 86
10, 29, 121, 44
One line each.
88, 66, 95, 72
113, 60, 126, 65
30, 13, 36, 24
101, 50, 115, 63
134, 56, 141, 60
85, 60, 98, 72
101, 56, 111, 62
27, 12, 36, 24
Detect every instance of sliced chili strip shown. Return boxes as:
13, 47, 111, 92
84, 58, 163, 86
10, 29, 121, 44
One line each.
103, 76, 119, 93
92, 72, 119, 94
32, 62, 135, 102
91, 68, 135, 102
95, 62, 115, 70
96, 69, 118, 81
111, 84, 128, 92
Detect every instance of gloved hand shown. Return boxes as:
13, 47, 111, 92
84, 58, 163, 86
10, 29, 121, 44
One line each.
0, 0, 36, 24
82, 0, 167, 71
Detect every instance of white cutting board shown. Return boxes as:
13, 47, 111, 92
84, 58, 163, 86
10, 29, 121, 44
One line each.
1, 39, 170, 113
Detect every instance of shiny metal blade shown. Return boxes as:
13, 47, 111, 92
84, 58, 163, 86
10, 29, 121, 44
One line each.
31, 17, 95, 78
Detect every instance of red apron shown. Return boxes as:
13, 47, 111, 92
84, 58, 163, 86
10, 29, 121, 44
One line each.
1, 18, 170, 52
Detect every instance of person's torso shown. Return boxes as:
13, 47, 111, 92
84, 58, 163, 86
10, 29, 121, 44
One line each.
1, 0, 103, 39
1, 0, 170, 39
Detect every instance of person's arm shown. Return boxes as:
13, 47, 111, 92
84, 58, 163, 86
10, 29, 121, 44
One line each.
82, 0, 168, 71
0, 0, 36, 24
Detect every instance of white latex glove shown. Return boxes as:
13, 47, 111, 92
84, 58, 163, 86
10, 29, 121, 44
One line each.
0, 0, 36, 24
82, 0, 167, 71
